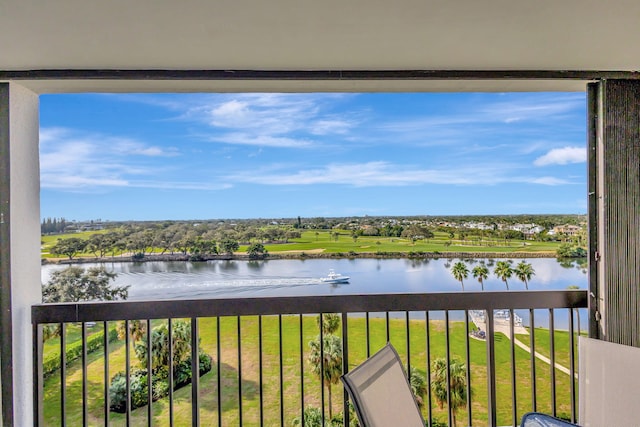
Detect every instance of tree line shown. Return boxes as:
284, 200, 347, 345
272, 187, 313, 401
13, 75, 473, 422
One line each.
41, 217, 69, 234
47, 222, 283, 260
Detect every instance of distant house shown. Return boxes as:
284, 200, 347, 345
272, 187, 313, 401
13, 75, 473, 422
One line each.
553, 224, 582, 236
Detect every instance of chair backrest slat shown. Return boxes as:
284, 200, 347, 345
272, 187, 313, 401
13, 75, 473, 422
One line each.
341, 344, 425, 427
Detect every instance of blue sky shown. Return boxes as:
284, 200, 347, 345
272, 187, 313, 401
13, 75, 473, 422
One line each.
40, 92, 587, 221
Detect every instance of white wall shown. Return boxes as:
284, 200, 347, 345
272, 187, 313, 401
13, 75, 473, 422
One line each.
9, 82, 40, 426
579, 337, 640, 426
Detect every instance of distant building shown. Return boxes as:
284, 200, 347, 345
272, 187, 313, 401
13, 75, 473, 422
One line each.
553, 224, 582, 236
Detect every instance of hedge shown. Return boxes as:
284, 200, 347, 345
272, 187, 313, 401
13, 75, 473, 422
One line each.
43, 326, 119, 378
109, 352, 212, 413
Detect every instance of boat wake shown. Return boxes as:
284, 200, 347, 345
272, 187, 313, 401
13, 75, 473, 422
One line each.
127, 277, 343, 300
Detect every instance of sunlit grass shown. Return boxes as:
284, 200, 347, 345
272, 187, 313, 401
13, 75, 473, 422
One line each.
43, 317, 576, 426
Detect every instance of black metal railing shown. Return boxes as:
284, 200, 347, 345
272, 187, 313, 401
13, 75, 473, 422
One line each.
32, 290, 587, 427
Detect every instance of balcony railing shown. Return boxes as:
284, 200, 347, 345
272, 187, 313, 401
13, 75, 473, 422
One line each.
32, 290, 587, 427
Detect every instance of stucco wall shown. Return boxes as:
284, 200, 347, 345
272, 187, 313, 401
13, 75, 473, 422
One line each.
9, 82, 40, 426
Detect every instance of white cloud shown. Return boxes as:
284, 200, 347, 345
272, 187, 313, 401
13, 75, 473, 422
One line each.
111, 139, 180, 157
481, 94, 585, 123
143, 93, 360, 147
211, 133, 313, 148
39, 127, 210, 192
228, 161, 576, 188
534, 147, 586, 166
527, 177, 572, 186
310, 118, 354, 135
128, 181, 233, 191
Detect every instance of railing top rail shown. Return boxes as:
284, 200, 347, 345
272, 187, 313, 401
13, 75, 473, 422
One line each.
32, 290, 588, 324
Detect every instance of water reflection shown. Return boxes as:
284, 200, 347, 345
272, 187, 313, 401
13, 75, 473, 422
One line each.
42, 257, 586, 302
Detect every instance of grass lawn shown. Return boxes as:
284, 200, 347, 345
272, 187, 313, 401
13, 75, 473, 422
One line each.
261, 230, 560, 255
41, 230, 108, 259
516, 326, 585, 376
41, 228, 561, 260
43, 317, 576, 426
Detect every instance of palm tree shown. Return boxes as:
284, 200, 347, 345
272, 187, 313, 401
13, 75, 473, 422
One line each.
133, 320, 193, 373
317, 313, 341, 335
291, 406, 349, 427
117, 319, 146, 343
431, 357, 468, 427
308, 334, 343, 418
472, 264, 489, 291
408, 367, 428, 409
494, 260, 513, 290
451, 261, 469, 291
514, 261, 535, 290
291, 406, 323, 427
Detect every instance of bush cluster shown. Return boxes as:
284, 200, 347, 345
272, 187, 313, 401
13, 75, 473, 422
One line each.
109, 352, 212, 413
556, 243, 587, 258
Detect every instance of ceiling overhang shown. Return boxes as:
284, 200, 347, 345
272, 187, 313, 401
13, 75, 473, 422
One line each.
2, 0, 640, 93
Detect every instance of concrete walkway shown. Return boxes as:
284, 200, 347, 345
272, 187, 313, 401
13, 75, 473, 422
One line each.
511, 337, 577, 378
468, 311, 575, 378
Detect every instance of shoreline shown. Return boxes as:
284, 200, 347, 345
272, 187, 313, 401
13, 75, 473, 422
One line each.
43, 250, 565, 265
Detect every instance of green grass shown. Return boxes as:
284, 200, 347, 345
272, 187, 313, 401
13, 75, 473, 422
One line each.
516, 326, 586, 374
260, 230, 560, 255
43, 317, 576, 426
41, 230, 108, 258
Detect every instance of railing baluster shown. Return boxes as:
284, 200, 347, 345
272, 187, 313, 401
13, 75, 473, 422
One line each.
320, 313, 325, 425
259, 315, 264, 427
60, 322, 66, 427
32, 323, 43, 427
486, 309, 497, 427
385, 312, 390, 342
425, 311, 432, 427
279, 314, 284, 427
146, 319, 153, 427
465, 309, 472, 426
569, 309, 576, 423
365, 312, 370, 358
125, 320, 131, 427
299, 314, 304, 427
216, 317, 222, 427
82, 322, 88, 427
549, 309, 556, 417
529, 309, 537, 412
103, 321, 110, 427
510, 309, 517, 427
168, 319, 174, 427
405, 311, 411, 373
238, 316, 243, 427
342, 312, 350, 427
191, 317, 199, 427
445, 310, 452, 427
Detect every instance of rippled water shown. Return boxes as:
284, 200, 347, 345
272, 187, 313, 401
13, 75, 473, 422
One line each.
41, 257, 587, 300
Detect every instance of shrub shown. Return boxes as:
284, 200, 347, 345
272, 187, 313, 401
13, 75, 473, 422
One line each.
556, 243, 587, 258
133, 320, 194, 373
43, 327, 118, 378
109, 352, 212, 413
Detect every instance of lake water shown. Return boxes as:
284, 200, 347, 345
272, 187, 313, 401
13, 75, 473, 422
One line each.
41, 257, 587, 300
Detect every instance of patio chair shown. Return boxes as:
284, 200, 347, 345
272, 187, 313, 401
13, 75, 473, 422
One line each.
341, 343, 425, 427
520, 412, 580, 426
522, 336, 640, 427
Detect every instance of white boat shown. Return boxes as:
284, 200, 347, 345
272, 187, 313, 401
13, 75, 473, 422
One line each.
320, 270, 350, 284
